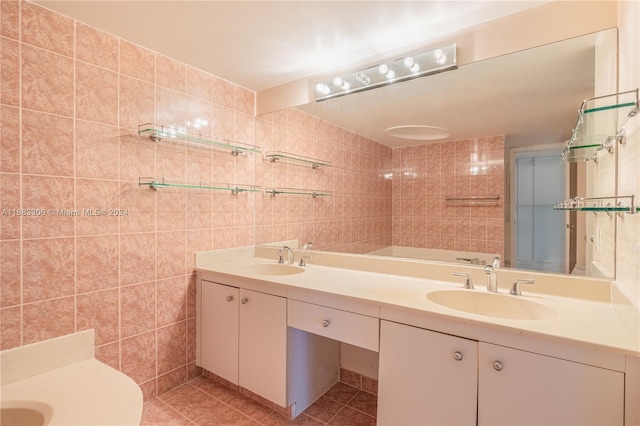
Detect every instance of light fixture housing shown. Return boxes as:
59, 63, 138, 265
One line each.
313, 43, 457, 101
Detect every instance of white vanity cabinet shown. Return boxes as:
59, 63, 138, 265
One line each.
199, 280, 287, 406
478, 342, 624, 426
378, 320, 625, 426
377, 320, 478, 426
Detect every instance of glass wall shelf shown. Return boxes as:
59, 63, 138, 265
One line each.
139, 177, 260, 194
553, 195, 637, 215
265, 188, 332, 198
265, 151, 332, 169
562, 89, 639, 162
138, 123, 261, 155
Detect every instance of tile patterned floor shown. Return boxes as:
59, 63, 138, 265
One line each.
141, 377, 377, 426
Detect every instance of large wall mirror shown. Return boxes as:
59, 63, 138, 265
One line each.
260, 28, 618, 279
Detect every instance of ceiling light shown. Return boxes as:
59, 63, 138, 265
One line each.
313, 43, 457, 101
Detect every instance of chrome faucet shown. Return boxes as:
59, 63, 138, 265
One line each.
299, 242, 313, 266
492, 256, 501, 268
277, 246, 294, 265
302, 242, 314, 250
510, 279, 536, 295
485, 265, 497, 292
452, 272, 474, 290
456, 257, 481, 265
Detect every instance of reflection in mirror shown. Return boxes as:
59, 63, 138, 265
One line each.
257, 29, 617, 279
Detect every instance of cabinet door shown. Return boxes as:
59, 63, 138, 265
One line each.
239, 289, 287, 407
479, 342, 624, 426
200, 281, 239, 385
377, 320, 478, 426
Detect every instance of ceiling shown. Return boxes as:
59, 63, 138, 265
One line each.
36, 0, 599, 148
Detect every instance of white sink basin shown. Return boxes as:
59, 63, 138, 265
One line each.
245, 264, 305, 276
1, 402, 52, 426
426, 290, 557, 320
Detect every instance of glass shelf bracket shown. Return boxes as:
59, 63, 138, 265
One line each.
553, 195, 637, 216
138, 123, 261, 155
139, 177, 260, 194
264, 151, 332, 169
562, 89, 639, 162
265, 188, 332, 198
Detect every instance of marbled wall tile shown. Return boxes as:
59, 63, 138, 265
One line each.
0, 37, 20, 106
186, 192, 213, 230
119, 75, 154, 130
156, 189, 187, 232
75, 178, 120, 236
76, 61, 118, 125
121, 282, 156, 337
157, 321, 186, 375
0, 1, 20, 40
121, 331, 157, 384
186, 96, 213, 139
119, 131, 155, 182
212, 76, 234, 108
1, 306, 21, 349
234, 86, 254, 115
76, 120, 119, 180
156, 86, 186, 129
157, 54, 186, 92
212, 104, 234, 141
1, 106, 20, 173
119, 232, 156, 286
75, 22, 118, 71
187, 66, 212, 102
157, 367, 188, 397
21, 1, 73, 56
119, 182, 156, 234
22, 110, 74, 177
76, 235, 119, 293
77, 288, 119, 345
22, 237, 74, 303
157, 276, 187, 327
21, 44, 73, 116
95, 341, 120, 370
23, 296, 74, 344
119, 40, 154, 83
186, 317, 197, 363
156, 230, 186, 279
21, 175, 74, 239
156, 141, 187, 182
1, 240, 21, 307
0, 172, 21, 240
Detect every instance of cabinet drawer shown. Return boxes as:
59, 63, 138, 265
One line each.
288, 299, 379, 352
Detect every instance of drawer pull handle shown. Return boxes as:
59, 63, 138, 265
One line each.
241, 298, 248, 304
226, 296, 233, 302
322, 320, 330, 327
493, 361, 503, 371
453, 351, 463, 361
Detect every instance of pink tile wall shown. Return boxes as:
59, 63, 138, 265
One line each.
391, 137, 505, 257
0, 0, 392, 400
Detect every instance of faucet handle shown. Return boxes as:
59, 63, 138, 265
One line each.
492, 256, 501, 268
299, 255, 311, 267
452, 272, 474, 290
510, 279, 535, 296
303, 242, 314, 250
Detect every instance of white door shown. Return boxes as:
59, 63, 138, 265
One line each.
478, 342, 624, 425
377, 320, 478, 426
200, 281, 239, 384
239, 288, 287, 407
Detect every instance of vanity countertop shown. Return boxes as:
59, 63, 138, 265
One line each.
196, 250, 639, 363
1, 330, 142, 426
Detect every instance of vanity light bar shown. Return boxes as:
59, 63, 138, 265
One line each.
313, 43, 457, 102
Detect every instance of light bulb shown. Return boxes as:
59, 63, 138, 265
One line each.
315, 83, 330, 95
378, 64, 389, 75
433, 49, 447, 65
341, 81, 350, 90
403, 57, 414, 68
386, 70, 395, 79
410, 63, 420, 73
355, 73, 371, 86
333, 77, 343, 87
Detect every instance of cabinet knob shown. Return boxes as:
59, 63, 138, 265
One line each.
453, 351, 463, 361
322, 320, 330, 327
226, 296, 233, 302
241, 298, 248, 304
493, 361, 503, 371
